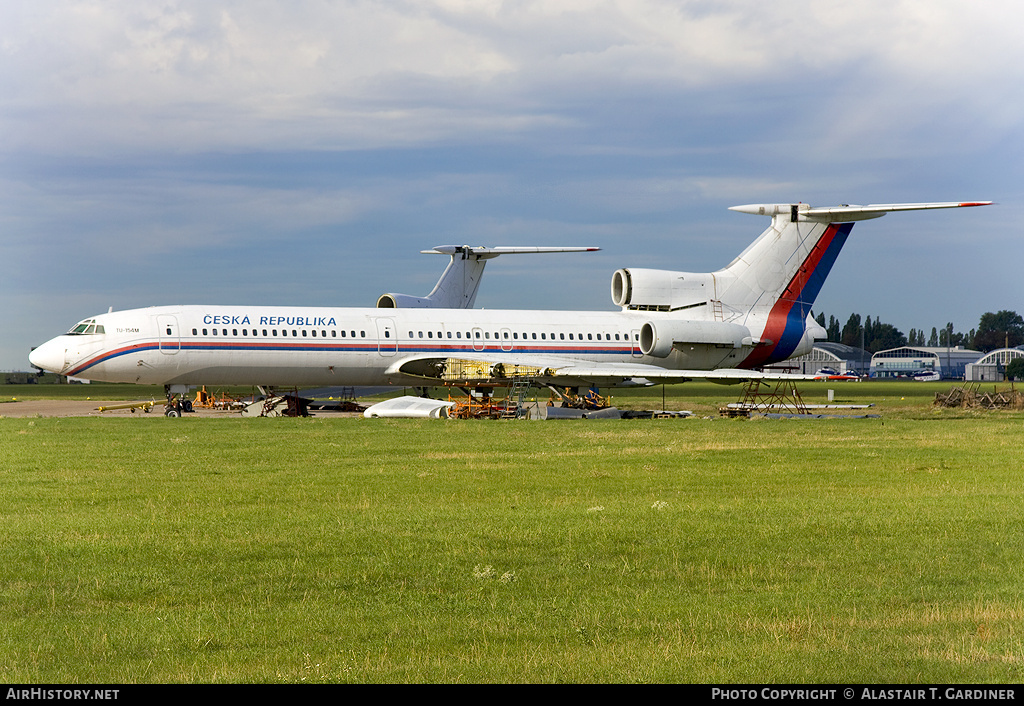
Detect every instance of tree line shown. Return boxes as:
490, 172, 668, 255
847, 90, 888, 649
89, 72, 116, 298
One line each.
813, 310, 1024, 354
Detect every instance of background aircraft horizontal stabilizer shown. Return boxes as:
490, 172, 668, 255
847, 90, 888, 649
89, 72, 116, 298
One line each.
379, 245, 600, 309
422, 245, 600, 258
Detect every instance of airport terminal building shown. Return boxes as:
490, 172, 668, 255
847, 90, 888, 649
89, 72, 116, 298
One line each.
870, 346, 982, 380
965, 347, 1024, 382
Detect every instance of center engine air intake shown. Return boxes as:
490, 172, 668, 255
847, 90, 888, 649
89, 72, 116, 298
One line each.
611, 268, 715, 311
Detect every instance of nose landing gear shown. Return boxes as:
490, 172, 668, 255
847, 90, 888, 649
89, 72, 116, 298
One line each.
163, 385, 194, 417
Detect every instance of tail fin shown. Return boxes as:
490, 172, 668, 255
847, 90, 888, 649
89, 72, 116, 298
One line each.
721, 201, 990, 365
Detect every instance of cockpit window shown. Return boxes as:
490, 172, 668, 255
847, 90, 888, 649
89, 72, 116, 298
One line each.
67, 319, 105, 335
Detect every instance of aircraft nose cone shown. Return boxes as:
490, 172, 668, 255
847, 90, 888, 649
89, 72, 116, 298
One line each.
29, 340, 64, 374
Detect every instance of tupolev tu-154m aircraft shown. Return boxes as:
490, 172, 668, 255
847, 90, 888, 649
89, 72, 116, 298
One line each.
29, 201, 990, 407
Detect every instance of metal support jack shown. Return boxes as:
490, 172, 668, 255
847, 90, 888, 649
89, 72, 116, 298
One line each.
724, 379, 810, 416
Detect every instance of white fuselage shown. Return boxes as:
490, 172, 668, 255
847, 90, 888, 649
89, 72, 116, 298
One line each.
29, 304, 773, 388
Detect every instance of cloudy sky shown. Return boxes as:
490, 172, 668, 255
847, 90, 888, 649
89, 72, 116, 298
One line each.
2, 0, 1020, 369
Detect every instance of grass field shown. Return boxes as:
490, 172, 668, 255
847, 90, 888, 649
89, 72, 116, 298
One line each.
2, 381, 1023, 683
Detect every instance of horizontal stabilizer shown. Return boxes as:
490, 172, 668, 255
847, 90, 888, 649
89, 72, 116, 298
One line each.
422, 245, 600, 259
730, 201, 992, 223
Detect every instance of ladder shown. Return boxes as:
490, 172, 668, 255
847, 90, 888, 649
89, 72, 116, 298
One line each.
500, 376, 533, 419
711, 299, 725, 321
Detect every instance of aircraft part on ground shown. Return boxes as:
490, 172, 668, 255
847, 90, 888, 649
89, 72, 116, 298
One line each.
363, 396, 456, 418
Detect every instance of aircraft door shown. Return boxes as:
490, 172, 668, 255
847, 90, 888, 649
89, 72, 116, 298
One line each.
500, 328, 513, 351
630, 329, 643, 357
374, 318, 397, 356
471, 327, 485, 352
157, 315, 180, 355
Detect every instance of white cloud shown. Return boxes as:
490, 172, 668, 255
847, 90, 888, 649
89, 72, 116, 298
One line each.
4, 0, 1022, 156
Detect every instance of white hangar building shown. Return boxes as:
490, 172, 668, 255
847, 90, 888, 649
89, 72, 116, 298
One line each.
965, 347, 1024, 382
870, 346, 982, 380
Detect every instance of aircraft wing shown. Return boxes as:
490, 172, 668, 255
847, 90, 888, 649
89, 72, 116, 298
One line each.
543, 363, 822, 386
388, 352, 821, 388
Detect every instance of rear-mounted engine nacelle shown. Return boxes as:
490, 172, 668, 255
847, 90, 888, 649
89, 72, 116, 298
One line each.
640, 320, 752, 358
611, 268, 715, 310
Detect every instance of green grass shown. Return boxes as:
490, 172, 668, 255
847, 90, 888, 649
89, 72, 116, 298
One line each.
2, 382, 1024, 683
